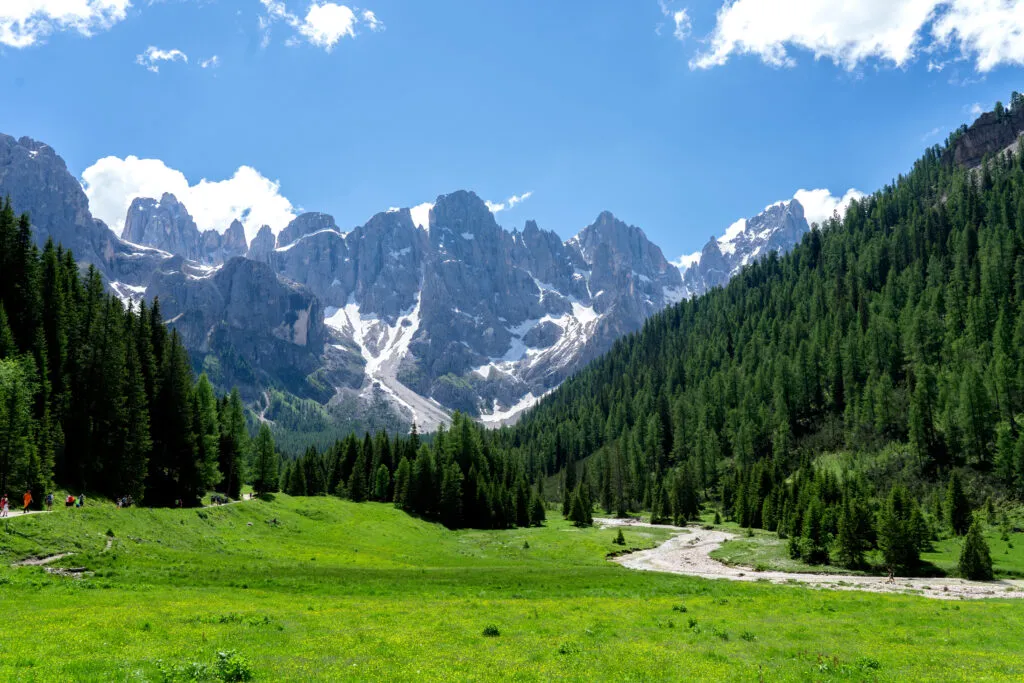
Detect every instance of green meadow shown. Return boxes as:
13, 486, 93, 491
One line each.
2, 497, 1023, 682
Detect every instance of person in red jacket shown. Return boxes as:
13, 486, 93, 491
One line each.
23, 490, 32, 514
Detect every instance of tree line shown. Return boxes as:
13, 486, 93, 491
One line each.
0, 200, 279, 507
279, 413, 545, 529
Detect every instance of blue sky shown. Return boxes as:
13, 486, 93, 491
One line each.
2, 1, 1023, 262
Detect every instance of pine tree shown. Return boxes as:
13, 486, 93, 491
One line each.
958, 519, 994, 580
217, 389, 248, 499
252, 423, 280, 496
349, 447, 368, 502
439, 461, 464, 528
878, 485, 920, 572
393, 458, 411, 509
193, 373, 222, 492
946, 471, 972, 536
373, 463, 390, 501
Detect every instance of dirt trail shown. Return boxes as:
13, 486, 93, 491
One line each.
12, 552, 74, 567
597, 518, 1024, 601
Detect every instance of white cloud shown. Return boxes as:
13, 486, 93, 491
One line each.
135, 46, 188, 74
485, 191, 533, 214
672, 250, 702, 270
657, 1, 691, 41
200, 55, 220, 69
672, 9, 691, 41
932, 0, 1024, 73
968, 102, 984, 116
690, 0, 1024, 73
81, 156, 296, 244
922, 126, 942, 140
0, 0, 130, 48
361, 9, 384, 32
258, 0, 381, 51
299, 3, 356, 51
794, 188, 865, 225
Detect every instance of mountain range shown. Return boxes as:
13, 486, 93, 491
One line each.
8, 129, 942, 434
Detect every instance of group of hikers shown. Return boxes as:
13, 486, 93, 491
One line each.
1, 490, 87, 517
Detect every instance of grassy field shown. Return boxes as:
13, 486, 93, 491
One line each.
2, 497, 1024, 681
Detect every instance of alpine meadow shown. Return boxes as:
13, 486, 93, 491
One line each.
5, 2, 1024, 681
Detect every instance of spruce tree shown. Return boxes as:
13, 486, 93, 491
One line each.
252, 423, 279, 496
373, 463, 390, 501
946, 471, 972, 536
958, 519, 994, 580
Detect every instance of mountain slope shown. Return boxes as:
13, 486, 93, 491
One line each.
495, 99, 1024, 516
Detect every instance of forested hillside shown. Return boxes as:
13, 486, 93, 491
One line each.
489, 99, 1024, 558
0, 200, 259, 507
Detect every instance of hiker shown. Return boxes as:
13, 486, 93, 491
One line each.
45, 493, 53, 511
66, 495, 75, 507
23, 490, 32, 514
886, 567, 895, 584
75, 494, 85, 508
1, 494, 8, 517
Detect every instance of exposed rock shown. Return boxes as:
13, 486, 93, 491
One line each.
946, 105, 1024, 169
247, 225, 276, 264
0, 133, 158, 281
277, 212, 340, 248
679, 199, 809, 299
122, 193, 203, 261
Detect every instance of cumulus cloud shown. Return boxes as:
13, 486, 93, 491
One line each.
794, 187, 865, 225
81, 156, 296, 243
135, 46, 188, 74
690, 0, 1024, 73
0, 0, 130, 48
485, 191, 533, 213
258, 0, 381, 51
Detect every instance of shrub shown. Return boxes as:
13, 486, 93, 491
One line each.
614, 529, 625, 546
482, 624, 500, 637
215, 651, 254, 682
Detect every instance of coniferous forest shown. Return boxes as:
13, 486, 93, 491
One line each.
481, 100, 1024, 569
0, 200, 257, 507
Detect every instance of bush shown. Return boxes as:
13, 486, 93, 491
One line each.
614, 529, 625, 545
482, 624, 500, 637
215, 651, 254, 682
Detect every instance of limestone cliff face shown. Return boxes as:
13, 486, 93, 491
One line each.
146, 257, 338, 401
0, 133, 164, 282
947, 106, 1024, 169
123, 193, 203, 261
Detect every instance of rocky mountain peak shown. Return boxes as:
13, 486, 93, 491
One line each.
679, 198, 809, 299
277, 212, 341, 248
122, 192, 203, 261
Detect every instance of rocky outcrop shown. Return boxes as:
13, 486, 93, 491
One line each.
947, 105, 1024, 169
0, 134, 163, 282
198, 219, 248, 265
122, 193, 203, 261
247, 225, 276, 264
146, 256, 345, 401
679, 199, 809, 299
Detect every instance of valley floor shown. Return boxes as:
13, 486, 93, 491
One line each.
1, 497, 1023, 681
